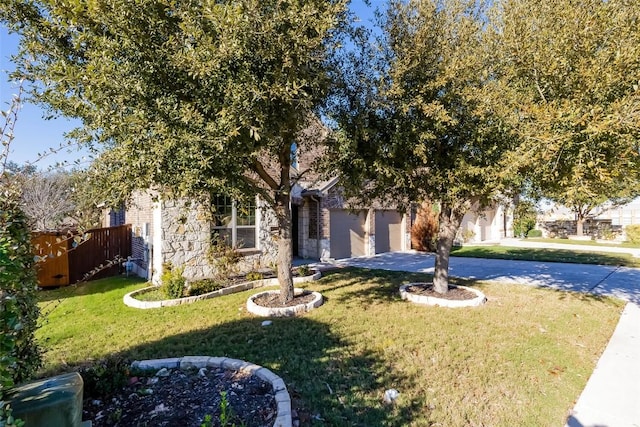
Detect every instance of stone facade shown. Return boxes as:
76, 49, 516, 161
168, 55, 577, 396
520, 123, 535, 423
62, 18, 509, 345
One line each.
540, 219, 622, 239
159, 199, 214, 281
150, 196, 280, 283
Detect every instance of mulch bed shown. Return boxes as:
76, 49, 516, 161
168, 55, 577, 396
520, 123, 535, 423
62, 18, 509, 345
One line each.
252, 291, 316, 308
405, 283, 477, 300
83, 367, 277, 427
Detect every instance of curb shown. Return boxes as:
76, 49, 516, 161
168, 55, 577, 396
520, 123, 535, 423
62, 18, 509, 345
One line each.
131, 356, 292, 427
399, 283, 486, 307
247, 288, 324, 317
124, 271, 321, 309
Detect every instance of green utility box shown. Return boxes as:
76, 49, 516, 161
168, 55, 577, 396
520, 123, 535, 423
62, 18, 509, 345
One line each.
7, 372, 85, 427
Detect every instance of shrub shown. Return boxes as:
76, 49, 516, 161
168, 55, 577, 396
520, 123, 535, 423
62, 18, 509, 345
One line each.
186, 279, 224, 297
411, 201, 439, 252
296, 265, 311, 277
0, 187, 42, 393
527, 229, 543, 238
245, 271, 264, 282
513, 201, 538, 238
598, 225, 615, 241
161, 264, 186, 299
209, 237, 241, 279
79, 357, 130, 398
625, 224, 640, 244
461, 229, 476, 243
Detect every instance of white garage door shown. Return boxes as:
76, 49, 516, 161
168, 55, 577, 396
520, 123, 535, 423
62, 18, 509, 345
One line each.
330, 210, 366, 259
375, 210, 403, 253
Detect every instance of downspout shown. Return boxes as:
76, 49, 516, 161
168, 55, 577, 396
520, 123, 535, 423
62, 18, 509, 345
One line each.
310, 195, 321, 260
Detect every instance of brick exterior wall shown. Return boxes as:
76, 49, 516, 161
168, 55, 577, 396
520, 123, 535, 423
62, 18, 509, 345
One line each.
126, 191, 155, 277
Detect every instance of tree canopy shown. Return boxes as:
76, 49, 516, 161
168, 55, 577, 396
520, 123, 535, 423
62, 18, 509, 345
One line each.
1, 0, 349, 302
495, 0, 640, 234
328, 0, 513, 292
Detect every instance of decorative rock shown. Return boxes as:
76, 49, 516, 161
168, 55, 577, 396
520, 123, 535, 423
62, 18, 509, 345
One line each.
247, 288, 323, 317
383, 389, 400, 404
155, 368, 170, 377
123, 271, 321, 309
399, 283, 486, 308
133, 356, 293, 426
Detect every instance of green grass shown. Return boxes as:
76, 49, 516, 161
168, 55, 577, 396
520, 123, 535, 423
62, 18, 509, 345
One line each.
527, 237, 640, 248
452, 245, 640, 267
36, 270, 624, 426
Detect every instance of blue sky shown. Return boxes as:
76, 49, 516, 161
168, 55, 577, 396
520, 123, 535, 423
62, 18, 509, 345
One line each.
0, 1, 377, 170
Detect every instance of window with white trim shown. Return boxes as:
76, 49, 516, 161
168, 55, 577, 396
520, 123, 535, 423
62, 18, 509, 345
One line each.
211, 195, 257, 249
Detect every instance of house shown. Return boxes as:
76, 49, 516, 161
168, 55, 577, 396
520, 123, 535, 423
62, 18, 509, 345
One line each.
105, 179, 413, 283
458, 203, 514, 243
106, 182, 511, 283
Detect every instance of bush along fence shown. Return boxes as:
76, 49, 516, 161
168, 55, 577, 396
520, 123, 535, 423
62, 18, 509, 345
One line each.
32, 224, 132, 287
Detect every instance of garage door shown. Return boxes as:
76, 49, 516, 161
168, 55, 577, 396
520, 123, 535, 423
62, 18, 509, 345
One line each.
330, 210, 366, 259
375, 210, 403, 253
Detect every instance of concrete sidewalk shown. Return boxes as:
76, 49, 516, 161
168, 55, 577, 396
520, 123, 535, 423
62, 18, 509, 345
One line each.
308, 251, 640, 427
566, 303, 640, 427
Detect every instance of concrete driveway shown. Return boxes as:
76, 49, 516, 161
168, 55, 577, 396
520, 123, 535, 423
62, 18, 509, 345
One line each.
328, 250, 640, 305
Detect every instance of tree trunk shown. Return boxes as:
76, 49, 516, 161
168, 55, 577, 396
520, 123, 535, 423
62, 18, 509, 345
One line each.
275, 192, 295, 304
576, 214, 585, 236
433, 204, 465, 294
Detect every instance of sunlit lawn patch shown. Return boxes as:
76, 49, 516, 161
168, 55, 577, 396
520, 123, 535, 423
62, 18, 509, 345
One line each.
452, 244, 640, 267
37, 269, 623, 426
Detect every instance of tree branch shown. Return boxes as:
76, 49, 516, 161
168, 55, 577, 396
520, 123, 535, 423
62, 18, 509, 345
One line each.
251, 159, 279, 191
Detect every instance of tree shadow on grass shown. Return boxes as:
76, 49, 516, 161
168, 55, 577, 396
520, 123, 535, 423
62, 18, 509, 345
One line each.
37, 275, 145, 303
52, 315, 423, 426
318, 267, 485, 307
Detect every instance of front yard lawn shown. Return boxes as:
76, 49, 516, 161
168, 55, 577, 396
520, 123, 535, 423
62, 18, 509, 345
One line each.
452, 245, 640, 267
37, 269, 623, 426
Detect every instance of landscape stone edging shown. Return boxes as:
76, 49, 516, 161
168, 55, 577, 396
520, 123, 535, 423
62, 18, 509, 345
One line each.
130, 356, 291, 427
246, 288, 324, 317
399, 283, 486, 307
123, 271, 321, 309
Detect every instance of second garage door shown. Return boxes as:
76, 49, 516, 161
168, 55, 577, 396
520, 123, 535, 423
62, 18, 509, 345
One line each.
375, 210, 403, 254
330, 209, 366, 259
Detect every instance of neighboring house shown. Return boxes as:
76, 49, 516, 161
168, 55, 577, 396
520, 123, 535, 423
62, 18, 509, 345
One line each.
458, 203, 514, 243
537, 197, 640, 238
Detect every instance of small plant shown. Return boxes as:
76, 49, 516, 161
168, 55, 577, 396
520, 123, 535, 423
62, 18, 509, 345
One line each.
625, 224, 640, 244
218, 391, 246, 427
245, 271, 264, 281
186, 279, 224, 296
209, 237, 241, 279
296, 265, 311, 277
79, 357, 130, 399
200, 414, 213, 427
461, 229, 476, 243
108, 408, 123, 423
161, 263, 186, 299
527, 229, 542, 238
0, 403, 25, 427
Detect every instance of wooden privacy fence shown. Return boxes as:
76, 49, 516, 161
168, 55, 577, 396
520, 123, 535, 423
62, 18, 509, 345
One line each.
32, 224, 132, 287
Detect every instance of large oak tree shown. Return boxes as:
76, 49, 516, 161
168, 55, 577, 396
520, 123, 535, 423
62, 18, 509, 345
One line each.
1, 0, 348, 303
495, 0, 640, 235
328, 0, 513, 293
